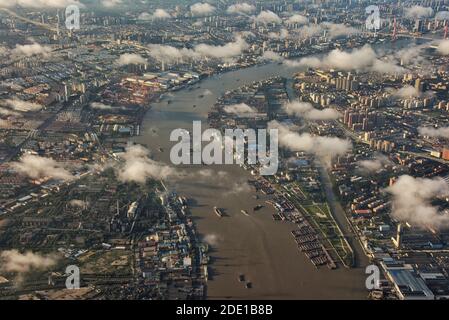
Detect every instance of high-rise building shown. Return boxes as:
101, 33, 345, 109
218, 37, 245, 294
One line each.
414, 19, 424, 33
442, 147, 449, 161
415, 78, 425, 92
393, 223, 403, 249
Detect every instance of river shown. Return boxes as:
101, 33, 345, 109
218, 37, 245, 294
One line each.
133, 38, 418, 299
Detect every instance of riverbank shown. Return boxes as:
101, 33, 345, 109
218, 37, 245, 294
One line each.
133, 65, 368, 299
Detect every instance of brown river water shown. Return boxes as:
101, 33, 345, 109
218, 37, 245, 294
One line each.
133, 39, 416, 298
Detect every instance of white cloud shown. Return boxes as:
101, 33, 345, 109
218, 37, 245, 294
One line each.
0, 46, 8, 56
261, 51, 283, 62
0, 107, 20, 117
148, 44, 198, 63
395, 43, 427, 65
190, 3, 216, 17
284, 56, 322, 68
286, 14, 308, 25
268, 120, 351, 166
90, 102, 113, 110
388, 85, 421, 98
254, 10, 282, 25
138, 9, 171, 20
0, 98, 42, 112
223, 103, 257, 114
138, 12, 152, 21
149, 37, 247, 62
69, 199, 89, 208
226, 3, 255, 15
234, 31, 256, 39
268, 28, 289, 39
225, 181, 253, 196
192, 20, 203, 27
371, 59, 406, 74
357, 155, 391, 173
405, 5, 434, 19
11, 42, 51, 58
418, 126, 449, 138
280, 28, 289, 38
0, 0, 84, 9
153, 8, 171, 19
324, 44, 378, 70
437, 40, 449, 55
202, 89, 213, 96
12, 154, 74, 181
435, 11, 449, 20
194, 36, 248, 59
386, 175, 449, 229
0, 250, 58, 274
203, 233, 221, 246
101, 0, 122, 8
115, 53, 147, 66
291, 22, 360, 40
322, 22, 360, 39
116, 145, 177, 183
283, 101, 340, 121
293, 24, 323, 39
288, 44, 404, 74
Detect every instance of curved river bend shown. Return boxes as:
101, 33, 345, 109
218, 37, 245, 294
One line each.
134, 39, 414, 299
